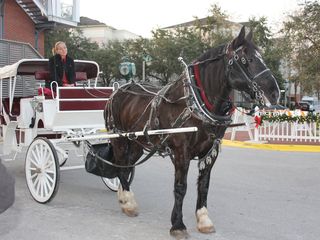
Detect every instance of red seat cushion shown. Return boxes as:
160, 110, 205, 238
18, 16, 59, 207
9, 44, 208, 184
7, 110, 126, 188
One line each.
35, 71, 88, 81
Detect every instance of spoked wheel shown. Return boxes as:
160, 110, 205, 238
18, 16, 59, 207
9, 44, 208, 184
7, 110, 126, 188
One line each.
25, 137, 60, 203
101, 168, 135, 192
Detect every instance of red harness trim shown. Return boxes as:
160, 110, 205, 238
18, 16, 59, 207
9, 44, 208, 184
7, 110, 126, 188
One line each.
193, 64, 214, 111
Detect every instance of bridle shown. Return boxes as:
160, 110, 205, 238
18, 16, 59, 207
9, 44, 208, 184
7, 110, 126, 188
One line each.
225, 44, 271, 105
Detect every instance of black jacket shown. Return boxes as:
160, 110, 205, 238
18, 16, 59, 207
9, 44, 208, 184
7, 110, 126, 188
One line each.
47, 54, 75, 89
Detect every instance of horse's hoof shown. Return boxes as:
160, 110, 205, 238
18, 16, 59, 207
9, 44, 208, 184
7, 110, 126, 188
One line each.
170, 229, 189, 239
197, 224, 215, 234
122, 208, 139, 217
196, 207, 216, 233
118, 188, 138, 217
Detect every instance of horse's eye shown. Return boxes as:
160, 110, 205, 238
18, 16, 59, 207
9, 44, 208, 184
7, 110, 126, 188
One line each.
248, 58, 253, 63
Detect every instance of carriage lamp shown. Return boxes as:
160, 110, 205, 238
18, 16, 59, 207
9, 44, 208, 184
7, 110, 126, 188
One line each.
30, 97, 43, 112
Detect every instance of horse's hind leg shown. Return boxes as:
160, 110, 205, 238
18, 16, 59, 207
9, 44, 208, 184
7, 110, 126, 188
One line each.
195, 145, 219, 233
113, 140, 142, 217
170, 148, 190, 239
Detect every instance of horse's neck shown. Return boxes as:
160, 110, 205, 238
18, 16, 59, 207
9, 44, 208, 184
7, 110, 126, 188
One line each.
201, 60, 230, 115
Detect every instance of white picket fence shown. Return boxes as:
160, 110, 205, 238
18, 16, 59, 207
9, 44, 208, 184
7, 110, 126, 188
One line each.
229, 108, 320, 143
254, 121, 320, 143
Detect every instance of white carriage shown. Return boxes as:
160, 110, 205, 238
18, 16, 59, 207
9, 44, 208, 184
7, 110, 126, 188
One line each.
0, 59, 197, 203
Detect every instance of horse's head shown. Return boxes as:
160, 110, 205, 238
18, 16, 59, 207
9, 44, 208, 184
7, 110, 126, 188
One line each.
226, 26, 280, 105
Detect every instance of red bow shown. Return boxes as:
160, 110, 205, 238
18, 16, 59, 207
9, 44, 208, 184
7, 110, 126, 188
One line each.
254, 115, 262, 128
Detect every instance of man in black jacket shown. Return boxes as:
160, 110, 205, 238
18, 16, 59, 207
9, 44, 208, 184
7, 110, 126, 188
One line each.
0, 159, 15, 214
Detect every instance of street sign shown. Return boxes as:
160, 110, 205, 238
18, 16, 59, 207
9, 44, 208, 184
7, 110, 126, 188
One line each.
143, 55, 152, 66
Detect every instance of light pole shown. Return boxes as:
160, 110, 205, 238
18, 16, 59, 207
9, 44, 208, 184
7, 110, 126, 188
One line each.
142, 54, 152, 81
142, 60, 145, 81
280, 89, 285, 106
284, 80, 289, 107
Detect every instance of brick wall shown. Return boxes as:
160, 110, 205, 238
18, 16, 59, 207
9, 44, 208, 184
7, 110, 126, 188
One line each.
3, 0, 44, 56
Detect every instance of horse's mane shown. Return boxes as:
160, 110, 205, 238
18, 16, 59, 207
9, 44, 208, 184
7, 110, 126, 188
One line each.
196, 39, 259, 63
196, 44, 226, 63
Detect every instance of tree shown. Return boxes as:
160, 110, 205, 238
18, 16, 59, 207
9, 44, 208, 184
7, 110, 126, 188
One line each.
194, 4, 234, 47
94, 38, 153, 85
247, 17, 285, 89
145, 4, 234, 85
281, 0, 320, 99
44, 28, 99, 59
145, 28, 207, 85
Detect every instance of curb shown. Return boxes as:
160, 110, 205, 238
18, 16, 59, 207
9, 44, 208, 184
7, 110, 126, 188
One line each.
222, 139, 320, 152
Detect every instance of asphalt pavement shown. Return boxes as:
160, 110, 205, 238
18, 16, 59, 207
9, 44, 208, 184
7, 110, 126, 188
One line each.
0, 145, 319, 240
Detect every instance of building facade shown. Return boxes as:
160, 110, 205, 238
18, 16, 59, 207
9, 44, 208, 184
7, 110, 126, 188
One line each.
78, 17, 140, 47
0, 0, 80, 57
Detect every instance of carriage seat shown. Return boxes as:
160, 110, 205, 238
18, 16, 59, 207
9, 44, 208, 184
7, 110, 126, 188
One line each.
35, 71, 88, 99
58, 88, 113, 111
35, 71, 88, 82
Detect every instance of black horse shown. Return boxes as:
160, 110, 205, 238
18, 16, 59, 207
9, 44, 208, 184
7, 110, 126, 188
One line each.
104, 26, 280, 238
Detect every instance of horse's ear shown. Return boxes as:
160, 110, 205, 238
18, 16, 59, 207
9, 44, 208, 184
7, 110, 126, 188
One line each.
246, 30, 253, 42
231, 26, 246, 50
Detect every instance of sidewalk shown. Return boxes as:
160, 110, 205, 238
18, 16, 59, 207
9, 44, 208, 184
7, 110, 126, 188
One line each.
223, 131, 320, 152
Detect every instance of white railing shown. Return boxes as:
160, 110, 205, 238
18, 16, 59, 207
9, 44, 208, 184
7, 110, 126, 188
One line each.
254, 121, 320, 143
229, 108, 254, 141
228, 108, 320, 143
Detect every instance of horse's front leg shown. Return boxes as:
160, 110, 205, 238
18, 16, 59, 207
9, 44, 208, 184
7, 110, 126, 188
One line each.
115, 141, 142, 217
117, 168, 138, 217
196, 145, 219, 233
170, 149, 191, 238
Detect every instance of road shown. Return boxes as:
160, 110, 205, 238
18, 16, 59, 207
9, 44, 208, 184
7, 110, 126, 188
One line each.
0, 146, 319, 240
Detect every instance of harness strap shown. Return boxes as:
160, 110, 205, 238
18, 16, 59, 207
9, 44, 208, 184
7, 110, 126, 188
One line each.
193, 64, 214, 111
87, 141, 158, 168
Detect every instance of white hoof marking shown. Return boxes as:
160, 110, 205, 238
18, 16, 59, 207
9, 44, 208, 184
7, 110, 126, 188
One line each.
196, 207, 215, 233
117, 186, 138, 217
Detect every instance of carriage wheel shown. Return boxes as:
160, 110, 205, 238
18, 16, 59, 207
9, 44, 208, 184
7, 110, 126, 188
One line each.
101, 168, 135, 192
25, 137, 60, 203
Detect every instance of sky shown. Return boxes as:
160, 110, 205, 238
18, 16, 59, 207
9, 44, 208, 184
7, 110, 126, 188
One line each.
80, 0, 304, 38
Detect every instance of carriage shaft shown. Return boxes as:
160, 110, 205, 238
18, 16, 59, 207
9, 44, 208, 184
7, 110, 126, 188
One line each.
67, 127, 198, 142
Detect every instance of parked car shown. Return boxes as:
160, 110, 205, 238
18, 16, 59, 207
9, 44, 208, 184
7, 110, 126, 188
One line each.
298, 101, 312, 111
300, 96, 320, 112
